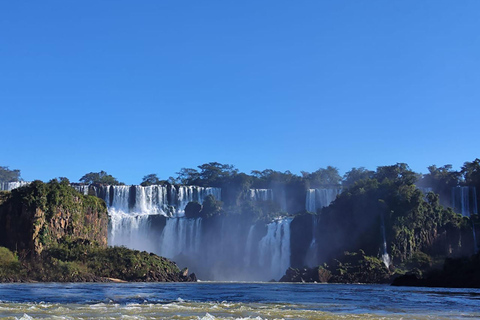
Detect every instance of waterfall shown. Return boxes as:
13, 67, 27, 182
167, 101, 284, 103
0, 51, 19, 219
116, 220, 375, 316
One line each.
158, 218, 202, 259
452, 186, 478, 217
176, 186, 222, 215
306, 188, 342, 212
248, 189, 274, 202
244, 224, 256, 267
92, 185, 221, 217
0, 181, 30, 191
380, 213, 391, 268
103, 184, 219, 265
108, 213, 154, 253
304, 215, 319, 267
258, 218, 292, 280
472, 222, 478, 254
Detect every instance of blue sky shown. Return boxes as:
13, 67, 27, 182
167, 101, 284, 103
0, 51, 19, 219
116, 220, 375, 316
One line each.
1, 1, 479, 185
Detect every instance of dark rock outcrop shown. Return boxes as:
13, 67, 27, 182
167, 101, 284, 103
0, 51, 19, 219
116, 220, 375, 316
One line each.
392, 252, 480, 288
0, 180, 108, 256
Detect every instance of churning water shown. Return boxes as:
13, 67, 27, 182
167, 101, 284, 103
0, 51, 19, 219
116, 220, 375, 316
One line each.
0, 282, 479, 319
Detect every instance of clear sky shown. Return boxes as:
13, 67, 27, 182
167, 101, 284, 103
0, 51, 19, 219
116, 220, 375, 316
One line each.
1, 1, 479, 185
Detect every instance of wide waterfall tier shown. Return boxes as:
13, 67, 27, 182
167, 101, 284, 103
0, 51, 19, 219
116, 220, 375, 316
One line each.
107, 212, 293, 281
0, 181, 30, 191
248, 189, 274, 201
451, 186, 478, 217
305, 188, 342, 212
75, 184, 221, 217
245, 189, 287, 212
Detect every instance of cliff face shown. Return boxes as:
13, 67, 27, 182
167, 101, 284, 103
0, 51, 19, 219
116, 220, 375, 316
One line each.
0, 180, 108, 255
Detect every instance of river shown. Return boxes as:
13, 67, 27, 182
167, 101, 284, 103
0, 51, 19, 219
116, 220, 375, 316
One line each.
0, 282, 479, 319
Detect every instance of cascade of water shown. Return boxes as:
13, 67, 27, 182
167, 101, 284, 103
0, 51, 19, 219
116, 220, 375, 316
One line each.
0, 181, 30, 191
110, 185, 131, 214
244, 225, 256, 267
380, 213, 391, 268
158, 218, 202, 259
472, 222, 478, 254
451, 186, 478, 217
304, 215, 319, 267
472, 187, 478, 215
258, 218, 292, 280
108, 213, 154, 252
305, 188, 341, 212
103, 185, 221, 217
248, 189, 274, 202
73, 185, 89, 195
305, 189, 316, 212
133, 185, 169, 215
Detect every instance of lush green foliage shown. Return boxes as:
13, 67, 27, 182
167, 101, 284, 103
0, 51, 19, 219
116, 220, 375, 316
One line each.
316, 163, 473, 268
140, 173, 163, 186
176, 162, 238, 186
0, 179, 108, 256
0, 166, 21, 183
0, 239, 184, 282
0, 247, 20, 280
328, 250, 391, 284
301, 166, 342, 188
79, 171, 123, 185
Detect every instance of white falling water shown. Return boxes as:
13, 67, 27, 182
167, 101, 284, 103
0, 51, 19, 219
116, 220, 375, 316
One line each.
473, 222, 478, 254
104, 185, 220, 257
73, 185, 90, 195
248, 189, 274, 202
306, 188, 342, 212
244, 224, 256, 267
0, 181, 30, 191
304, 215, 319, 267
133, 185, 169, 215
100, 185, 221, 217
110, 185, 131, 214
176, 186, 222, 215
451, 186, 478, 217
380, 213, 391, 268
108, 212, 155, 253
258, 218, 292, 280
158, 218, 202, 259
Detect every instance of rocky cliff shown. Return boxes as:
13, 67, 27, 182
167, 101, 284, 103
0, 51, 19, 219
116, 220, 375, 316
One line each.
0, 179, 108, 256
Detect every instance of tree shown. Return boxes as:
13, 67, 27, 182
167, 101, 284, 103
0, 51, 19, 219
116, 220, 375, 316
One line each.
375, 163, 419, 185
197, 162, 238, 186
79, 171, 123, 185
419, 165, 461, 203
176, 168, 200, 185
343, 167, 375, 188
200, 194, 223, 218
140, 174, 161, 186
302, 166, 341, 188
0, 166, 22, 182
461, 159, 480, 187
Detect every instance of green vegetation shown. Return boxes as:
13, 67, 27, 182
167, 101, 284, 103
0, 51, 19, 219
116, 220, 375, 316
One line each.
317, 163, 471, 266
0, 179, 108, 255
0, 182, 192, 283
0, 240, 188, 282
0, 166, 21, 182
79, 171, 124, 185
140, 173, 162, 186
